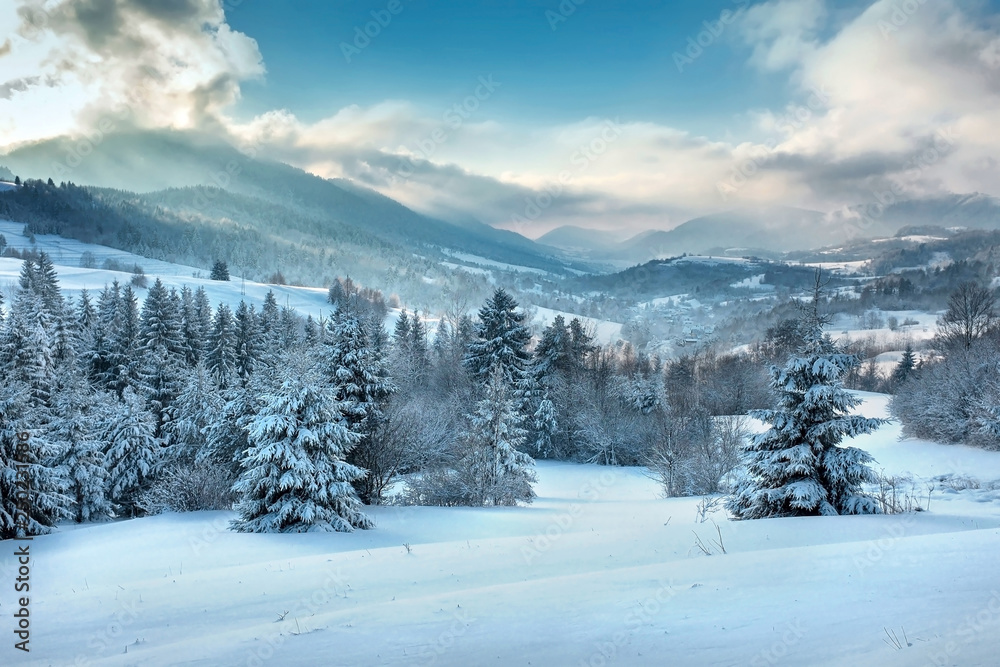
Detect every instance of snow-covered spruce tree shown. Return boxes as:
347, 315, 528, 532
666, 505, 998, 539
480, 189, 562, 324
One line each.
50, 372, 113, 523
103, 388, 160, 518
164, 361, 224, 461
463, 288, 533, 387
137, 279, 186, 437
234, 300, 261, 385
727, 291, 885, 519
532, 390, 559, 458
324, 313, 396, 503
0, 385, 71, 538
208, 303, 237, 390
230, 360, 372, 533
457, 364, 537, 506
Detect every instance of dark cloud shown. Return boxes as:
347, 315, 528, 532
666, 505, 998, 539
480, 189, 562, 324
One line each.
0, 77, 40, 100
64, 0, 124, 49
0, 39, 11, 57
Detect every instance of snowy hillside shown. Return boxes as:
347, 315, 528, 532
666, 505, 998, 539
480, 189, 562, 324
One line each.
5, 393, 1000, 666
0, 220, 336, 320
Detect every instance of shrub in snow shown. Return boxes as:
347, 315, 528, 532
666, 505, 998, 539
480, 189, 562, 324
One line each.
727, 307, 885, 519
139, 460, 235, 514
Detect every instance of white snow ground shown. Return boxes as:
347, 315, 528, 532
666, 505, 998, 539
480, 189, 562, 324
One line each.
4, 393, 1000, 666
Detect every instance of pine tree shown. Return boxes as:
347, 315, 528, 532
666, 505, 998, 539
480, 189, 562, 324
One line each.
164, 362, 223, 462
727, 289, 885, 519
532, 390, 559, 458
103, 389, 159, 518
89, 282, 119, 389
278, 306, 300, 350
210, 260, 230, 281
433, 316, 450, 361
303, 315, 319, 348
106, 285, 141, 398
234, 301, 260, 385
891, 344, 917, 389
75, 288, 97, 349
0, 386, 70, 538
457, 365, 537, 506
464, 289, 533, 388
324, 314, 396, 503
1, 287, 55, 410
393, 309, 412, 355
410, 312, 429, 374
179, 286, 202, 366
138, 279, 187, 436
50, 372, 112, 523
34, 252, 64, 317
230, 362, 372, 533
260, 290, 280, 342
193, 286, 214, 361
208, 303, 237, 390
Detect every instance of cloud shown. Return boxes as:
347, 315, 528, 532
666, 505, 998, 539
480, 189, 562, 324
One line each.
0, 39, 11, 57
2, 0, 998, 236
0, 0, 263, 143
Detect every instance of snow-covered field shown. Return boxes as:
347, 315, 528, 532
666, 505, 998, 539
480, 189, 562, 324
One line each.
5, 393, 1000, 667
826, 310, 940, 346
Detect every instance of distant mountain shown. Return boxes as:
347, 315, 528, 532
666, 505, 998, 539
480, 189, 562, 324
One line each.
600, 206, 829, 263
842, 193, 1000, 236
1, 129, 573, 275
536, 225, 630, 252
572, 197, 1000, 264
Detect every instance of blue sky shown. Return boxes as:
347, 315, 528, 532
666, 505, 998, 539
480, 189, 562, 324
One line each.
229, 0, 791, 133
2, 0, 1000, 234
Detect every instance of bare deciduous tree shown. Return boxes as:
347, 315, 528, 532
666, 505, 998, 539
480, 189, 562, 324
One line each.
938, 282, 996, 350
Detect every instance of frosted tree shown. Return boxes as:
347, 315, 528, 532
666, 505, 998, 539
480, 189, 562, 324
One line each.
727, 281, 884, 519
50, 373, 112, 523
230, 362, 372, 533
104, 285, 141, 398
532, 390, 559, 458
208, 303, 237, 389
164, 362, 224, 462
1, 287, 55, 410
458, 365, 537, 506
324, 314, 396, 503
103, 389, 160, 518
234, 300, 261, 385
464, 289, 533, 388
0, 385, 70, 538
138, 279, 186, 437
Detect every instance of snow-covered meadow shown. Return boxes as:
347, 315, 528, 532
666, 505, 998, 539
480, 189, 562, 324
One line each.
5, 393, 1000, 667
